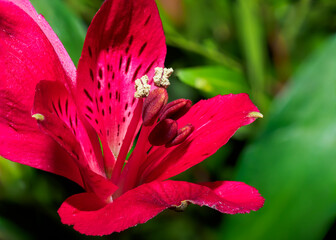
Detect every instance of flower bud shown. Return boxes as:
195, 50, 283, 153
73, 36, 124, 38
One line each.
148, 119, 177, 146
142, 88, 168, 126
165, 123, 194, 147
160, 99, 192, 120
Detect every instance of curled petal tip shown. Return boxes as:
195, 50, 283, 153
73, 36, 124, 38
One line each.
170, 200, 189, 212
247, 111, 263, 119
32, 113, 45, 121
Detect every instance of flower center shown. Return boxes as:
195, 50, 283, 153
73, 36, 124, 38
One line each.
135, 67, 194, 148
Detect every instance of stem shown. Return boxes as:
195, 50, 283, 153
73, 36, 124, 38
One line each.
283, 0, 312, 50
165, 33, 242, 71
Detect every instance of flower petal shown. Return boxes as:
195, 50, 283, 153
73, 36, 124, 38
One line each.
140, 94, 260, 182
0, 1, 80, 184
32, 80, 117, 200
33, 80, 105, 177
58, 180, 264, 236
74, 0, 166, 165
2, 0, 76, 82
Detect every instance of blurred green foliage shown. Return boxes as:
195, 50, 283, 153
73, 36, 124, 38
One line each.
222, 34, 336, 240
1, 0, 336, 239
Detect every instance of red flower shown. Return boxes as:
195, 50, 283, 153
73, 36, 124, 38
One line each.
0, 0, 264, 235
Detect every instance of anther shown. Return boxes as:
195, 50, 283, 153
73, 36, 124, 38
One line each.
160, 99, 192, 120
134, 75, 151, 98
165, 123, 194, 147
148, 119, 178, 146
32, 113, 45, 121
142, 88, 168, 126
153, 67, 173, 88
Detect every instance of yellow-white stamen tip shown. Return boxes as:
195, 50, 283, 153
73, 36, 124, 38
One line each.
153, 67, 173, 88
32, 113, 45, 121
134, 75, 151, 98
247, 111, 263, 119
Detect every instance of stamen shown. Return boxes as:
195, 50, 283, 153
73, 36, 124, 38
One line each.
153, 67, 173, 88
32, 113, 45, 121
166, 123, 194, 147
160, 99, 192, 120
148, 119, 177, 146
142, 88, 168, 126
134, 75, 151, 98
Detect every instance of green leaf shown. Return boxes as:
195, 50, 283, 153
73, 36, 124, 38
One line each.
30, 0, 86, 65
221, 36, 336, 239
177, 66, 249, 97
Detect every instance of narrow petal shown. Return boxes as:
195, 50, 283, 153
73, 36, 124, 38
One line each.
75, 0, 166, 164
58, 180, 264, 236
0, 1, 79, 183
140, 94, 260, 182
33, 80, 117, 200
33, 80, 105, 177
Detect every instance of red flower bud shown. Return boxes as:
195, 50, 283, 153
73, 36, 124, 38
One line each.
166, 123, 194, 147
160, 99, 192, 120
148, 119, 177, 146
142, 88, 168, 126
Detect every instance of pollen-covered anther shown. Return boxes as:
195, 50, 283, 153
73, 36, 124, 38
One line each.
160, 99, 192, 120
142, 88, 168, 126
32, 113, 45, 121
153, 67, 173, 88
165, 123, 194, 148
134, 75, 151, 98
148, 119, 177, 146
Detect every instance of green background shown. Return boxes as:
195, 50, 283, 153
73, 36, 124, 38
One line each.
1, 0, 336, 239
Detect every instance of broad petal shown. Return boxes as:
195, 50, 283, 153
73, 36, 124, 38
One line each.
33, 80, 117, 200
140, 94, 260, 182
0, 1, 79, 183
58, 180, 264, 236
1, 0, 76, 82
75, 0, 166, 164
0, 109, 83, 186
